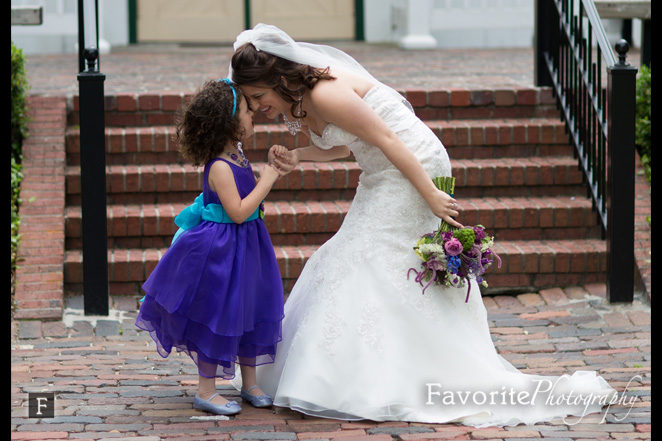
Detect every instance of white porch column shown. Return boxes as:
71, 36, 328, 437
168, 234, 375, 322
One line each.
399, 0, 437, 49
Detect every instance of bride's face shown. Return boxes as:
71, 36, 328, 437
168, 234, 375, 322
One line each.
240, 84, 287, 120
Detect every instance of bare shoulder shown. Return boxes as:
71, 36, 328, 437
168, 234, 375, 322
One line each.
209, 158, 232, 175
311, 70, 375, 101
208, 158, 234, 192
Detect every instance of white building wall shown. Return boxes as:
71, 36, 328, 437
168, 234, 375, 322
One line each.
12, 0, 639, 54
428, 0, 535, 48
11, 0, 128, 55
364, 0, 639, 49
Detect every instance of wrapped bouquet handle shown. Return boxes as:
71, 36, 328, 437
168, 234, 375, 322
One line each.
432, 176, 457, 239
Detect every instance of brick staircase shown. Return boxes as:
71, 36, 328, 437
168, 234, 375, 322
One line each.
62, 87, 607, 298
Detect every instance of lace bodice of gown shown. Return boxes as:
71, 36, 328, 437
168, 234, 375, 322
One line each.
295, 82, 460, 332
307, 85, 451, 179
302, 83, 452, 301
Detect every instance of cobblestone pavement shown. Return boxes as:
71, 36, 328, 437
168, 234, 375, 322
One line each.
12, 284, 650, 440
21, 42, 642, 97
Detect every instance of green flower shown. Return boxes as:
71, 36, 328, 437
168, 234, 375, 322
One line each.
452, 228, 476, 252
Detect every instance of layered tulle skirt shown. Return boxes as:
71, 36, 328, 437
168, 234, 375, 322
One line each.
136, 219, 284, 379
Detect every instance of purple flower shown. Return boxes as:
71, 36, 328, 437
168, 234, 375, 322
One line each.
444, 238, 463, 256
466, 244, 481, 258
473, 226, 487, 242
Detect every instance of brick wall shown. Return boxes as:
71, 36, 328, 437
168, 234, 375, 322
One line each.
13, 96, 67, 320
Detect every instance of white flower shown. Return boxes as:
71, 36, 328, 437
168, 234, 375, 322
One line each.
417, 243, 445, 255
480, 237, 494, 253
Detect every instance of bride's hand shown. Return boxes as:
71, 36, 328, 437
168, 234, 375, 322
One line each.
430, 189, 464, 229
268, 145, 299, 174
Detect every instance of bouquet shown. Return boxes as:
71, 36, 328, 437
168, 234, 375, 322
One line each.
408, 176, 500, 302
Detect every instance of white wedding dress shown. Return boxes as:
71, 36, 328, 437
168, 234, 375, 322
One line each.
242, 84, 616, 427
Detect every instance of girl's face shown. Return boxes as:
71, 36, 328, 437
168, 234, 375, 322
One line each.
236, 95, 255, 139
240, 84, 287, 120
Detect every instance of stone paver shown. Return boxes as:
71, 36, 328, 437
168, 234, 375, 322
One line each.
23, 43, 640, 98
12, 286, 651, 440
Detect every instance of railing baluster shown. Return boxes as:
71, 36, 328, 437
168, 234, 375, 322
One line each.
601, 86, 606, 214
588, 63, 603, 189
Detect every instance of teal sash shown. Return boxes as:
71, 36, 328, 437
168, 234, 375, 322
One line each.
170, 192, 263, 245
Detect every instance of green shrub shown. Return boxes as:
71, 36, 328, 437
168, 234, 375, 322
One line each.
11, 41, 30, 279
635, 64, 651, 183
11, 41, 29, 159
11, 157, 23, 275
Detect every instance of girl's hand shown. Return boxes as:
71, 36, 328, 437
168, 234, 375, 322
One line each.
429, 189, 463, 229
268, 145, 298, 174
259, 162, 282, 185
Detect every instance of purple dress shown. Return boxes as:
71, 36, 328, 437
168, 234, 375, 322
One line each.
135, 157, 284, 379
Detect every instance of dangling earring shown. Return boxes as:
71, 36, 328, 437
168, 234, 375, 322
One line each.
282, 94, 303, 136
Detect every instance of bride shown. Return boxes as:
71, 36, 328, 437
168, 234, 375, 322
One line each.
228, 23, 616, 427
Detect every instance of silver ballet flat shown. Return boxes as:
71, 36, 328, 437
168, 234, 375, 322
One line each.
240, 385, 273, 408
194, 393, 241, 415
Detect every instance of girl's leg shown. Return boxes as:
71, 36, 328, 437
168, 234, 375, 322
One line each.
239, 361, 266, 396
197, 361, 229, 405
238, 360, 273, 407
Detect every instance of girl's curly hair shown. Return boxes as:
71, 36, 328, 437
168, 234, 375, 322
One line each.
231, 43, 335, 119
175, 80, 245, 167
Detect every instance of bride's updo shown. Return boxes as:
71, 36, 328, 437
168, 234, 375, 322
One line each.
231, 42, 335, 119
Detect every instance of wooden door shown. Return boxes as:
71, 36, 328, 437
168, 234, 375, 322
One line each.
137, 0, 355, 44
137, 0, 245, 43
251, 0, 355, 40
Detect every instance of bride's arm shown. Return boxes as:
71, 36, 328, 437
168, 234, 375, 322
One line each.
294, 144, 350, 162
269, 145, 350, 173
309, 81, 463, 228
269, 141, 350, 172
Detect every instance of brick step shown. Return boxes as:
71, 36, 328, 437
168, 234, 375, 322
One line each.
65, 157, 588, 205
65, 161, 363, 204
68, 87, 560, 127
64, 117, 571, 166
64, 195, 601, 251
63, 239, 607, 296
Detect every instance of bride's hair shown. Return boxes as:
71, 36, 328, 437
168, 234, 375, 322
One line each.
231, 43, 335, 119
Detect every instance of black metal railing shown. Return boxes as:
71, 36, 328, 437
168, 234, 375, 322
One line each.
535, 0, 638, 303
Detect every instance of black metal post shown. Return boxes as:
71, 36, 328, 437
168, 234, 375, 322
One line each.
641, 19, 651, 67
78, 0, 100, 74
606, 40, 637, 303
534, 0, 553, 87
244, 0, 251, 30
78, 47, 109, 315
77, 0, 85, 73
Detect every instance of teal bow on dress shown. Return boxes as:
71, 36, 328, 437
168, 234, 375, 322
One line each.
171, 192, 264, 244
